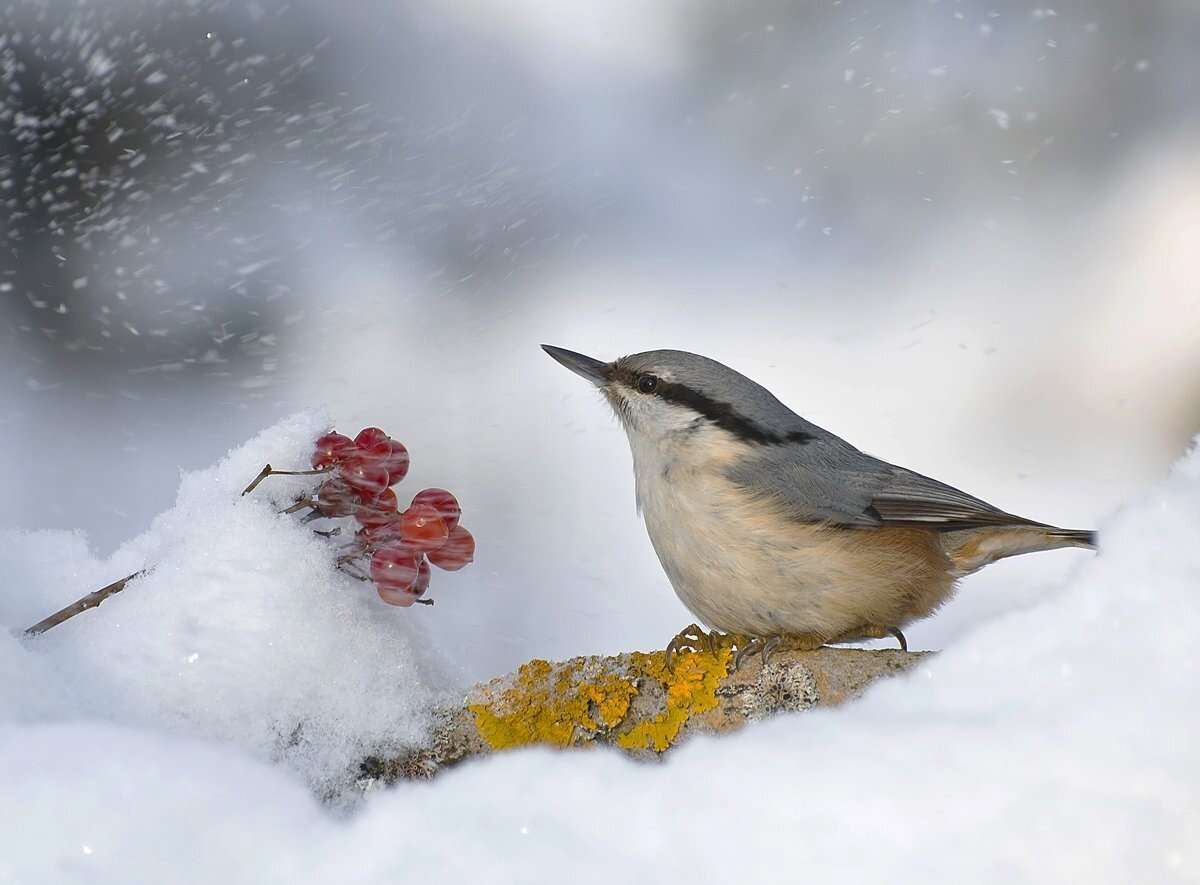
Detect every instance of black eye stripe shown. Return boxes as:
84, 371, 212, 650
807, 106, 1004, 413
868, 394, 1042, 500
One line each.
651, 379, 814, 446
609, 363, 813, 446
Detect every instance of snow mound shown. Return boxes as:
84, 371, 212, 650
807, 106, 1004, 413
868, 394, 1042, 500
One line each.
362, 437, 1199, 881
1, 412, 456, 797
0, 429, 1197, 883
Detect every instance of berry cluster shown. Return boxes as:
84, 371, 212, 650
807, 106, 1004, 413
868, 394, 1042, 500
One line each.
309, 427, 475, 607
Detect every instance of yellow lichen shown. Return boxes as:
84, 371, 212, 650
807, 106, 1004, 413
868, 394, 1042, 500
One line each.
615, 646, 731, 752
468, 658, 638, 750
467, 646, 731, 754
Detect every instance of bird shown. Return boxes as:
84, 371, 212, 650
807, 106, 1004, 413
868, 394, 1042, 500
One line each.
542, 344, 1096, 666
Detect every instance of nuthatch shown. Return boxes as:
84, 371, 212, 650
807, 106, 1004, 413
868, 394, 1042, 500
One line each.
543, 345, 1096, 662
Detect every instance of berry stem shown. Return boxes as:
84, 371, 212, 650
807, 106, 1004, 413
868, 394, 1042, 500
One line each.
337, 562, 371, 582
241, 464, 331, 496
23, 569, 149, 636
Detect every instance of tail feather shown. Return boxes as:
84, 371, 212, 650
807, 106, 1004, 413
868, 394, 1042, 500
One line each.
1046, 527, 1098, 549
945, 524, 1097, 575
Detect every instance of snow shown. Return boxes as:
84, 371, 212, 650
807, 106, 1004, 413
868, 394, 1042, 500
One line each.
1, 418, 1198, 882
0, 412, 456, 799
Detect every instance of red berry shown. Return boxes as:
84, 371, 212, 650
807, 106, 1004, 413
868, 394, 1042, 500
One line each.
370, 541, 420, 591
376, 583, 419, 607
339, 453, 390, 498
398, 504, 449, 552
412, 557, 431, 598
358, 442, 394, 476
355, 488, 399, 528
428, 525, 474, 571
314, 479, 357, 517
349, 431, 409, 487
411, 488, 460, 531
312, 432, 355, 470
382, 440, 410, 485
354, 427, 390, 450
362, 518, 405, 546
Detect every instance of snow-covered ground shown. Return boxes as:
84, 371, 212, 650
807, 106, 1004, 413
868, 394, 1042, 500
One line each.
0, 413, 456, 800
1, 416, 1197, 883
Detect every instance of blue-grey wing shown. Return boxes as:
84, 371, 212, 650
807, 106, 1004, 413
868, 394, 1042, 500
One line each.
727, 438, 1040, 530
868, 466, 1042, 529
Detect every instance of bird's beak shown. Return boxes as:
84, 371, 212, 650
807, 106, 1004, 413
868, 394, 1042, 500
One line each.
541, 345, 610, 386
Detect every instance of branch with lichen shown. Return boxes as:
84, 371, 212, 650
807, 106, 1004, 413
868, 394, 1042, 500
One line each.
363, 645, 927, 782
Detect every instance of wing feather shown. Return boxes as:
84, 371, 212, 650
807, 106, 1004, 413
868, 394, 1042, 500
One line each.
869, 467, 1046, 530
727, 438, 1046, 532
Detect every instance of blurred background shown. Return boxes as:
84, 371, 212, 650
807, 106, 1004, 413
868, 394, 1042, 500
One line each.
2, 0, 1197, 681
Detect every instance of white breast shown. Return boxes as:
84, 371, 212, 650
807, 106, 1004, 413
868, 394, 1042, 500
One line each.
628, 426, 799, 633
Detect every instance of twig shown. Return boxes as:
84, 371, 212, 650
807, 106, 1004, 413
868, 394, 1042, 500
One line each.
241, 465, 273, 496
241, 464, 330, 496
24, 570, 148, 636
337, 562, 371, 582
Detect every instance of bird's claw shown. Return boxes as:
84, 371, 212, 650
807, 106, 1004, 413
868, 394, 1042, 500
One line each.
829, 624, 909, 651
886, 627, 908, 652
667, 628, 836, 672
732, 635, 783, 671
665, 623, 719, 671
730, 634, 828, 671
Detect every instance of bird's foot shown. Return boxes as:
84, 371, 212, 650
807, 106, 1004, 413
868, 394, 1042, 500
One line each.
733, 635, 780, 671
665, 624, 734, 671
828, 624, 908, 651
731, 633, 825, 671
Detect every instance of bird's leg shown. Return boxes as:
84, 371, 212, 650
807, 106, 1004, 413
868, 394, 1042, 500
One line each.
828, 624, 909, 651
732, 634, 825, 671
665, 623, 716, 671
669, 627, 834, 671
707, 629, 738, 654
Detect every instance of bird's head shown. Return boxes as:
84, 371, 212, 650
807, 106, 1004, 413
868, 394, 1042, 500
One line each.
541, 345, 816, 450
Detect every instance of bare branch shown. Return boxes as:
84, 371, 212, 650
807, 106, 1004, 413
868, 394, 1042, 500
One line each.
241, 464, 330, 496
23, 570, 148, 637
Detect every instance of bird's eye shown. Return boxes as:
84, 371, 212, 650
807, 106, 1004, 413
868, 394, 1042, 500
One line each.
637, 374, 659, 394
